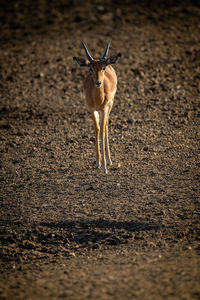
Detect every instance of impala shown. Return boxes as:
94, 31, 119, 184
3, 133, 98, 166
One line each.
73, 41, 121, 173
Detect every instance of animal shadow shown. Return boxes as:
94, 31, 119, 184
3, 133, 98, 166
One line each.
40, 219, 161, 247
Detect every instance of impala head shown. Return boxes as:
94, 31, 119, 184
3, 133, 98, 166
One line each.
73, 41, 121, 88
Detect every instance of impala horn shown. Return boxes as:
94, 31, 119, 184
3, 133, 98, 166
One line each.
82, 41, 94, 62
101, 40, 111, 61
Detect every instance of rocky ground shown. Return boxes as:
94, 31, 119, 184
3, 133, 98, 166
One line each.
0, 0, 200, 299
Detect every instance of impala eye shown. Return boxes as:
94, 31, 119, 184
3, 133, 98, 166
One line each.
102, 66, 106, 71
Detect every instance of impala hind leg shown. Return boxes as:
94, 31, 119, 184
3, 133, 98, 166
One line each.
91, 111, 101, 168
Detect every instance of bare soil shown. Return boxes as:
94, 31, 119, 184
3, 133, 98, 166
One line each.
0, 1, 200, 299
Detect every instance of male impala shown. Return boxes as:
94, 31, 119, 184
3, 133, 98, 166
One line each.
73, 41, 121, 173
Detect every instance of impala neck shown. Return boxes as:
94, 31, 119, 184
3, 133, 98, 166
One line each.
93, 81, 104, 103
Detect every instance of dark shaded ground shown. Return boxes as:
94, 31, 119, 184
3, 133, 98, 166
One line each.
0, 0, 200, 299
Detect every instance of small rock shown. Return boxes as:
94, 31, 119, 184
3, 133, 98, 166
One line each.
97, 5, 105, 12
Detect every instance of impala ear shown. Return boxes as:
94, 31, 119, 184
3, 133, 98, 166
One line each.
73, 57, 89, 67
106, 53, 121, 65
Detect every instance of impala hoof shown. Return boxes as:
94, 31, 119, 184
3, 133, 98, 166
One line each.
96, 162, 101, 169
107, 159, 112, 166
103, 167, 108, 174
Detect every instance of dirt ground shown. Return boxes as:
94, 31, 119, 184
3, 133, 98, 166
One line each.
0, 0, 200, 299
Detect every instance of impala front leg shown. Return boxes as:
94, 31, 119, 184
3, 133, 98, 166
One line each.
105, 117, 112, 166
100, 108, 109, 174
91, 111, 101, 168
